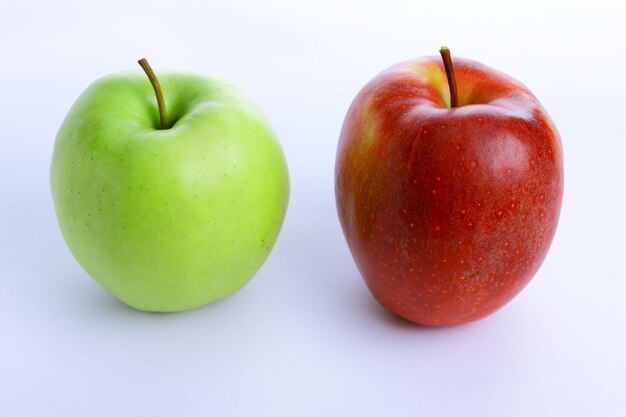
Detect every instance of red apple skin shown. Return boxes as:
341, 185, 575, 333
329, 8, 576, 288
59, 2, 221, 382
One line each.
336, 56, 563, 326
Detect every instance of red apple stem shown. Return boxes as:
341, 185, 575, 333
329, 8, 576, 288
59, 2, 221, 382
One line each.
138, 58, 170, 129
439, 46, 459, 108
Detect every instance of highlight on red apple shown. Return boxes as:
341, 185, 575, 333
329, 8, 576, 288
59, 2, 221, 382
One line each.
335, 46, 563, 326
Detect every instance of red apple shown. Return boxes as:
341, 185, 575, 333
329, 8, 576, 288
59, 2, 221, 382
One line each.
335, 47, 563, 326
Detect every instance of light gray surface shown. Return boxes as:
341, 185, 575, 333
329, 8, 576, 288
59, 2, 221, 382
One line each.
1, 0, 625, 415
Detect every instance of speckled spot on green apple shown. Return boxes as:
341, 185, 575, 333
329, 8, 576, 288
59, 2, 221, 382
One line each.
51, 60, 289, 312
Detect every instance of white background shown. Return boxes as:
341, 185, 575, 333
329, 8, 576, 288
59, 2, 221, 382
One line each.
1, 0, 625, 415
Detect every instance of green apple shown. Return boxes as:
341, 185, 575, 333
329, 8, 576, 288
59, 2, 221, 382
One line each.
50, 59, 289, 312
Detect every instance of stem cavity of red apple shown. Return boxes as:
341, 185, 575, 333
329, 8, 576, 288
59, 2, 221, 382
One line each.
439, 46, 459, 108
138, 58, 170, 129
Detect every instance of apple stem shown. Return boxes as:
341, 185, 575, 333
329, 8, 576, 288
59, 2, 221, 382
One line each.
439, 46, 459, 108
138, 58, 170, 129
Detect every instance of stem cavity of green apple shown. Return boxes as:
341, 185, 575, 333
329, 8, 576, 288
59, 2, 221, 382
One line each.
439, 46, 459, 108
138, 58, 170, 129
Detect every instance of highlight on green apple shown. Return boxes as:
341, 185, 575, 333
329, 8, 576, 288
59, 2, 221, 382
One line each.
50, 58, 289, 312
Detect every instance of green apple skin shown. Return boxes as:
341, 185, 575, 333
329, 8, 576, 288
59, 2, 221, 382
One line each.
51, 72, 289, 312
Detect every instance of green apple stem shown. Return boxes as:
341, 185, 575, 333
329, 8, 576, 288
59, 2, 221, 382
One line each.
138, 58, 170, 129
439, 46, 459, 108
